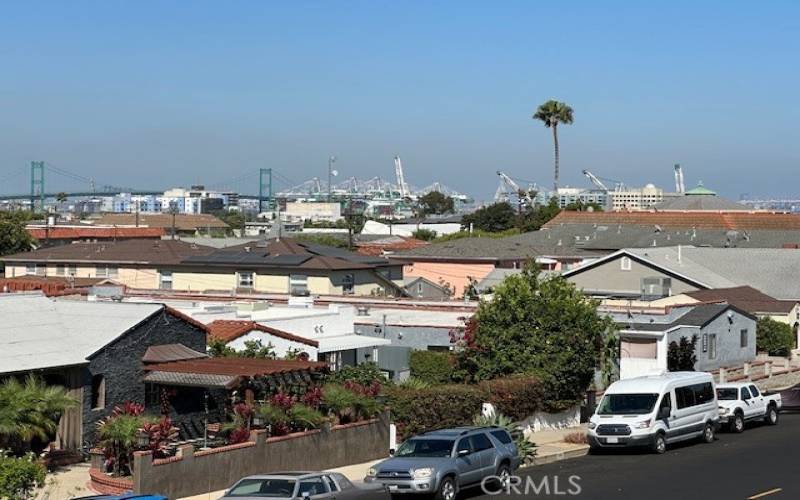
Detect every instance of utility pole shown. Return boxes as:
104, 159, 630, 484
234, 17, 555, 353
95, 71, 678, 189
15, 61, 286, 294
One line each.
346, 196, 354, 250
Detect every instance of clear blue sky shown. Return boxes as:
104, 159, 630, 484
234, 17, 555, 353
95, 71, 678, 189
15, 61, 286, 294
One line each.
1, 1, 798, 200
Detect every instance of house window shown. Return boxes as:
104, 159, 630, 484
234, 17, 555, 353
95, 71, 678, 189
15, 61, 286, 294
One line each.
96, 266, 118, 278
159, 271, 173, 290
702, 334, 708, 352
708, 334, 717, 360
55, 264, 66, 276
91, 375, 106, 410
620, 257, 632, 271
289, 274, 308, 295
237, 271, 254, 288
417, 282, 424, 296
342, 273, 355, 295
740, 329, 748, 348
25, 264, 44, 276
67, 265, 77, 276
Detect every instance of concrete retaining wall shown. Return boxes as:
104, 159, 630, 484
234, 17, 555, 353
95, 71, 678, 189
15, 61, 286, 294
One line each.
133, 412, 390, 498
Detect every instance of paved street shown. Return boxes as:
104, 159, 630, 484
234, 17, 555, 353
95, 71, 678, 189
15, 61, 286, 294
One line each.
363, 413, 800, 500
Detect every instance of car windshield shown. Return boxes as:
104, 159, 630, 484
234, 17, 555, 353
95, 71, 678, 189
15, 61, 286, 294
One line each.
227, 478, 296, 497
395, 438, 454, 458
597, 393, 659, 415
717, 388, 739, 400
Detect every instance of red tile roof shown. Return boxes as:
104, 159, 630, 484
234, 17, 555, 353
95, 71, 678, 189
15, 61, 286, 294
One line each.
27, 226, 165, 240
143, 357, 326, 377
207, 319, 318, 347
94, 213, 229, 230
543, 210, 800, 230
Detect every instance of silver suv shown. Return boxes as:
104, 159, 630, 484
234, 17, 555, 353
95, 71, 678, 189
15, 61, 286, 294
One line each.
365, 426, 520, 500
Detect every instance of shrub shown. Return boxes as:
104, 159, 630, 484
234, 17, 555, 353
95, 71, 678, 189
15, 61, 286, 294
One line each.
385, 384, 485, 438
397, 378, 431, 390
328, 362, 386, 387
289, 404, 325, 430
409, 350, 454, 385
757, 317, 795, 357
478, 376, 551, 419
411, 229, 437, 241
322, 384, 360, 424
563, 432, 588, 445
0, 452, 46, 500
472, 412, 536, 464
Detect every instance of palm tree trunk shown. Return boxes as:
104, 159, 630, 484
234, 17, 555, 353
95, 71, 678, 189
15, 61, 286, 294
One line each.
552, 124, 560, 191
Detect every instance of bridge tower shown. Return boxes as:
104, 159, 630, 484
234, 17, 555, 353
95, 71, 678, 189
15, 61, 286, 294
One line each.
30, 161, 45, 212
259, 168, 273, 213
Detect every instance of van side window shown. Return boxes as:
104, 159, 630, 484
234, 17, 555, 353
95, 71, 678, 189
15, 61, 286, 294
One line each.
659, 393, 671, 416
675, 386, 696, 409
693, 382, 714, 405
749, 385, 760, 397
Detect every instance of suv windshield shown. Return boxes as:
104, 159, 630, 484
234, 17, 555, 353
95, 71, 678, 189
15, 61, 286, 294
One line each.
227, 478, 295, 497
597, 393, 659, 415
717, 388, 738, 400
395, 438, 454, 458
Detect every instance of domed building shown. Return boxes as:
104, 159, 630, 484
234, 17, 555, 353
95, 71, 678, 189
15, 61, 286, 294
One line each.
653, 182, 753, 212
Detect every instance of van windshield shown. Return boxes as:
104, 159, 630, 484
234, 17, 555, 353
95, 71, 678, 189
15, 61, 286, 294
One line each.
716, 388, 738, 400
597, 393, 659, 415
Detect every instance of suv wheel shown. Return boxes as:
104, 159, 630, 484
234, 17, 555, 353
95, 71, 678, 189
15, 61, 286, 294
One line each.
652, 433, 666, 454
765, 405, 779, 425
495, 463, 512, 490
731, 413, 745, 433
436, 476, 457, 500
701, 423, 715, 443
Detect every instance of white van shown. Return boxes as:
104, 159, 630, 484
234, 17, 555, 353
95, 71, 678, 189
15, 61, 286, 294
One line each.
588, 372, 720, 454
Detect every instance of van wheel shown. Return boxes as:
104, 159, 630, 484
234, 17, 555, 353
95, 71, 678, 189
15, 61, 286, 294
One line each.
765, 405, 779, 426
730, 413, 745, 433
701, 423, 715, 443
435, 476, 457, 500
652, 433, 666, 454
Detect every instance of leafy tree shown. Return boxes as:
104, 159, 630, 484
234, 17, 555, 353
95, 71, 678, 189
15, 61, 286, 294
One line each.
418, 191, 455, 215
56, 192, 68, 204
461, 202, 516, 232
519, 198, 562, 232
564, 200, 604, 212
0, 211, 36, 257
207, 337, 238, 357
667, 335, 698, 371
411, 228, 437, 241
0, 376, 77, 452
291, 233, 349, 249
452, 265, 617, 401
0, 452, 46, 500
757, 317, 795, 357
328, 362, 386, 387
533, 99, 574, 190
207, 338, 276, 359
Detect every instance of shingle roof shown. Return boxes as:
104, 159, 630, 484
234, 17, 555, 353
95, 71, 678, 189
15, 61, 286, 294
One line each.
544, 211, 800, 230
684, 286, 797, 314
0, 293, 164, 373
621, 303, 743, 331
94, 213, 229, 230
2, 239, 215, 266
143, 357, 326, 377
142, 343, 208, 363
207, 319, 318, 347
652, 194, 747, 211
184, 238, 397, 271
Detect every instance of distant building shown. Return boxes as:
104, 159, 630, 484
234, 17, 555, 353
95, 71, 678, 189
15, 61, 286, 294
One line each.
92, 213, 229, 236
608, 184, 666, 211
26, 224, 164, 247
283, 202, 342, 223
652, 182, 752, 211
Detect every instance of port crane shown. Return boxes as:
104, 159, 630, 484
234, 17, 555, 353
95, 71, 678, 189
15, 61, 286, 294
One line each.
494, 171, 537, 203
582, 169, 624, 191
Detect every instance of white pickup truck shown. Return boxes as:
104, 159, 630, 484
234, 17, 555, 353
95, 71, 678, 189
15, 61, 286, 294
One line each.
716, 382, 781, 433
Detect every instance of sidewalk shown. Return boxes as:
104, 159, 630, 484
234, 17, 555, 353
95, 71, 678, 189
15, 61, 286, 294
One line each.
178, 425, 589, 500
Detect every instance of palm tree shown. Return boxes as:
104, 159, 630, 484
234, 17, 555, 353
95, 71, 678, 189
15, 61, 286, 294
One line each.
533, 100, 574, 191
0, 376, 77, 449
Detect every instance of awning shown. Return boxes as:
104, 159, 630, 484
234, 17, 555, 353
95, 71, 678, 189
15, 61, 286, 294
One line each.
142, 344, 208, 363
317, 334, 391, 353
143, 370, 238, 389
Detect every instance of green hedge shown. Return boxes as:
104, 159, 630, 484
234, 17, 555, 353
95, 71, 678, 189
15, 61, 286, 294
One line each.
409, 350, 455, 385
386, 376, 574, 438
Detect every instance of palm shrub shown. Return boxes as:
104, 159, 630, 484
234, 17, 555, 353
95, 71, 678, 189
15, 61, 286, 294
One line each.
472, 412, 536, 464
353, 395, 382, 421
397, 378, 431, 390
97, 414, 153, 476
322, 384, 359, 424
254, 403, 290, 436
288, 404, 325, 430
0, 376, 77, 451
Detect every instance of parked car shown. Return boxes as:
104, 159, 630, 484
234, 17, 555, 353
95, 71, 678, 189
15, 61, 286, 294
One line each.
717, 382, 781, 432
588, 372, 720, 454
777, 383, 800, 411
364, 426, 521, 500
219, 472, 370, 499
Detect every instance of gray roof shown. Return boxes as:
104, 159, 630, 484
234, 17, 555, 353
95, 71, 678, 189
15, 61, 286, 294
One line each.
0, 293, 163, 374
652, 194, 749, 211
620, 304, 738, 332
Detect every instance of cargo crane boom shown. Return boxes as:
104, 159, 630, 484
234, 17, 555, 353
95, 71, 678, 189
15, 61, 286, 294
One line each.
582, 170, 610, 192
674, 164, 685, 194
393, 156, 410, 198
